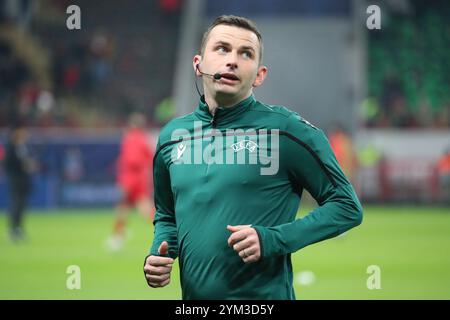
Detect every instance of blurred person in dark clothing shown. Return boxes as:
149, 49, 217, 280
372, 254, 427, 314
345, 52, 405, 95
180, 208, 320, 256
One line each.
2, 125, 34, 242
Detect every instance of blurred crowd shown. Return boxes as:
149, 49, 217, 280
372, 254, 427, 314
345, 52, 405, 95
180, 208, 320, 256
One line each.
0, 0, 449, 129
362, 0, 450, 128
0, 0, 181, 128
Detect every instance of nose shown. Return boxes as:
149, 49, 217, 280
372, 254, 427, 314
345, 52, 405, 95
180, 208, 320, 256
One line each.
226, 61, 238, 69
226, 51, 238, 70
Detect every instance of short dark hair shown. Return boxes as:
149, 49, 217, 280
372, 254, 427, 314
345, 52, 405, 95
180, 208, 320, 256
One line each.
200, 15, 263, 63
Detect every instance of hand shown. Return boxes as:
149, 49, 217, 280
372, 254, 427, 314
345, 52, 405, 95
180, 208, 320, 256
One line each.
143, 241, 174, 288
227, 225, 261, 264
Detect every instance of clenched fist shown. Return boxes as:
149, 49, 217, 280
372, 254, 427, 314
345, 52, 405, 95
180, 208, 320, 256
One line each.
227, 225, 262, 263
143, 241, 174, 288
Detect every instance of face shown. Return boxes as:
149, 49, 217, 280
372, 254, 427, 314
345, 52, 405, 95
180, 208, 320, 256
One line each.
193, 25, 268, 105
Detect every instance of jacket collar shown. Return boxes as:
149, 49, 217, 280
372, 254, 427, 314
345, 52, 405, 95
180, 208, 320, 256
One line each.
194, 94, 256, 126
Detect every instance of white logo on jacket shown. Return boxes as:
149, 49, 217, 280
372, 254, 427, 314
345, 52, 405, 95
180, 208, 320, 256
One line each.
231, 140, 259, 153
176, 143, 186, 160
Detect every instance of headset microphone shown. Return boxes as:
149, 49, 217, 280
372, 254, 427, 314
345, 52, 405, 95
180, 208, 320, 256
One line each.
196, 64, 222, 80
194, 64, 223, 98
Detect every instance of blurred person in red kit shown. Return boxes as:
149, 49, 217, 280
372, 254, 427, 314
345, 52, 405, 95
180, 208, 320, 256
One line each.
107, 112, 156, 251
328, 124, 359, 185
436, 147, 450, 203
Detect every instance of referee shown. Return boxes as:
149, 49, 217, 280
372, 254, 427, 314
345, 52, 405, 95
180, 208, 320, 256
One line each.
144, 15, 363, 299
3, 125, 33, 243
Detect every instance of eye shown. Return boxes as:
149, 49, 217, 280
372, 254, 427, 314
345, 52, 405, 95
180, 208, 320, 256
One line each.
242, 51, 253, 59
217, 46, 227, 53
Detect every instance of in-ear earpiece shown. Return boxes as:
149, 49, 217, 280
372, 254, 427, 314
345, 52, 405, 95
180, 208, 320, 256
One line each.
195, 63, 201, 76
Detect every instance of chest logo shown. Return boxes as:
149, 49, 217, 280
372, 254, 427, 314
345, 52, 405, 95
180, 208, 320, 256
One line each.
231, 140, 258, 153
176, 143, 186, 160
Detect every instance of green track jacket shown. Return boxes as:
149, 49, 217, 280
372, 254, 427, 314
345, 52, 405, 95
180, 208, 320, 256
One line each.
149, 94, 363, 300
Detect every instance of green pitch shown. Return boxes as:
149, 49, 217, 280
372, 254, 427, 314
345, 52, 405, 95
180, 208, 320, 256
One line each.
0, 206, 449, 299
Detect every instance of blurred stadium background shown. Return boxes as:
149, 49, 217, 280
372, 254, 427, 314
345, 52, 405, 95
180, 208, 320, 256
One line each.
0, 0, 449, 299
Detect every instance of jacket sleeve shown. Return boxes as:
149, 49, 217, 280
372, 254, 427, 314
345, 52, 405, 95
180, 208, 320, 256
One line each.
149, 139, 179, 259
253, 114, 363, 259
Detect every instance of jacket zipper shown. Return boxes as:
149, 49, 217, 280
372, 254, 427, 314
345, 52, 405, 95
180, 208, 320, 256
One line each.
210, 112, 217, 128
206, 109, 219, 175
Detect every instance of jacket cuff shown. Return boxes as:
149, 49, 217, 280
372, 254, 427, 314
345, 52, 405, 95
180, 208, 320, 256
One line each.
253, 225, 290, 259
252, 225, 265, 259
149, 243, 178, 259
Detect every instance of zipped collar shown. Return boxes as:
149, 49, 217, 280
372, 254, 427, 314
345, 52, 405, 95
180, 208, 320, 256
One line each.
194, 94, 256, 127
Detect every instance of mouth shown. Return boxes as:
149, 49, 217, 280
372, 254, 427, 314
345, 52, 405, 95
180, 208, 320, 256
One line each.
219, 73, 240, 81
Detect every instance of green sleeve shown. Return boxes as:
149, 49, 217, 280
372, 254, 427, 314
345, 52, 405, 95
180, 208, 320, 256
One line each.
149, 140, 178, 259
253, 114, 363, 258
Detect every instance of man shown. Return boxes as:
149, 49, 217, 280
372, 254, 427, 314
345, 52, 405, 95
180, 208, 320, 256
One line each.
328, 124, 359, 184
144, 15, 363, 299
436, 147, 450, 203
3, 125, 34, 243
108, 112, 155, 251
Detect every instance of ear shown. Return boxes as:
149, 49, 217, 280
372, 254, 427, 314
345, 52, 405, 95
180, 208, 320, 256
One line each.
193, 55, 202, 76
252, 65, 268, 88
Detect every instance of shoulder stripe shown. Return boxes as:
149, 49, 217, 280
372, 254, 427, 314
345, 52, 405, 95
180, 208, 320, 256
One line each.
279, 131, 337, 187
153, 138, 183, 164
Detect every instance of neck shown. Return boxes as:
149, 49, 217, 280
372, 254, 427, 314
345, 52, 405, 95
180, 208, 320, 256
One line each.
204, 91, 252, 115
